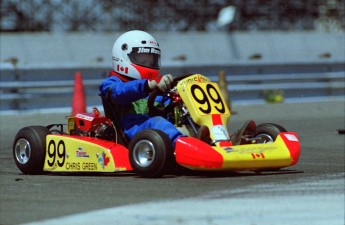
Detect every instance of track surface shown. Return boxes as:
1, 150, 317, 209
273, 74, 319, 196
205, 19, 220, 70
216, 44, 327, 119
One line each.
0, 100, 344, 225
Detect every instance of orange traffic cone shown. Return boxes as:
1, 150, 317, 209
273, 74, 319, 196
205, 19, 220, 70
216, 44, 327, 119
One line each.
71, 71, 86, 116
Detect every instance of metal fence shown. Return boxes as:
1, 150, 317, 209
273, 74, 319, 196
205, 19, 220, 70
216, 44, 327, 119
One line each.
1, 67, 344, 113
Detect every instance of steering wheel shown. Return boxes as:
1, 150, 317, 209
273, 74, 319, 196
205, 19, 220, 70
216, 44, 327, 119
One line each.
147, 74, 192, 117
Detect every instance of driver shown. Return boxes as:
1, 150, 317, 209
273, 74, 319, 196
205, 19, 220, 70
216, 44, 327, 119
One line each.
99, 30, 183, 145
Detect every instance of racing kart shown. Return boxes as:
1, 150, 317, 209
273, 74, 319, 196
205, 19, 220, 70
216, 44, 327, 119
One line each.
13, 74, 300, 178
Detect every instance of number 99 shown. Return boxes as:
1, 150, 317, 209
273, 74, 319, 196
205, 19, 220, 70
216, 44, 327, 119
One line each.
190, 83, 225, 114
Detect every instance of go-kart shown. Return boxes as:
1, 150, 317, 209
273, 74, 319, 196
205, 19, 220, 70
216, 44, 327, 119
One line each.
13, 74, 300, 178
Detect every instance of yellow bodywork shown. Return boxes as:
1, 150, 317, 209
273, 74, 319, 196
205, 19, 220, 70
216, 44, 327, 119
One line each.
43, 135, 119, 172
174, 74, 300, 171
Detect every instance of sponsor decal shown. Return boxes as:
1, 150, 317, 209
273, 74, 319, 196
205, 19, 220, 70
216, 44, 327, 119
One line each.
179, 75, 209, 85
224, 146, 277, 155
149, 40, 157, 45
112, 56, 120, 61
98, 152, 110, 169
76, 147, 89, 158
75, 114, 94, 121
137, 47, 161, 55
224, 147, 233, 153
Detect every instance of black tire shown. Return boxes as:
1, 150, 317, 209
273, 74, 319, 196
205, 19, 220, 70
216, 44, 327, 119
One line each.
13, 126, 50, 174
255, 123, 287, 143
129, 129, 174, 178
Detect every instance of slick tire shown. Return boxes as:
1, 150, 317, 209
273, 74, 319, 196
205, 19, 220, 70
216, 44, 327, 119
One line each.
255, 123, 287, 143
129, 129, 174, 178
13, 126, 50, 174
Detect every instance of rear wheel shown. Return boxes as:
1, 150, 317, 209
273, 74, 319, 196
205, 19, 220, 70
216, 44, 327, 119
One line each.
255, 123, 287, 143
129, 129, 174, 178
13, 126, 50, 174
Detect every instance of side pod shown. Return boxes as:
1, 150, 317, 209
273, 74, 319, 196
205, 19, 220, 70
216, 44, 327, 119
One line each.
175, 137, 224, 169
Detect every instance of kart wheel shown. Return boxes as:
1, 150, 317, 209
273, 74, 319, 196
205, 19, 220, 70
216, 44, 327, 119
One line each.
255, 123, 287, 143
129, 129, 174, 178
13, 126, 50, 174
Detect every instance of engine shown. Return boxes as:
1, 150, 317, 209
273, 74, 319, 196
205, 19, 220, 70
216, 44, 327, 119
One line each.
73, 108, 116, 141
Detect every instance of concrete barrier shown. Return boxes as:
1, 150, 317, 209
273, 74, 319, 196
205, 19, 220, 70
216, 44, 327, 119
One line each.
0, 31, 344, 113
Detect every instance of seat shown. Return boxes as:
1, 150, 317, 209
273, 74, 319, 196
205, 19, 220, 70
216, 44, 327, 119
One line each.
100, 95, 129, 147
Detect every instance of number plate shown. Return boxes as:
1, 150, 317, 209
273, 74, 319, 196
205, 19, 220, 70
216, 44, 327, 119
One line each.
177, 74, 230, 130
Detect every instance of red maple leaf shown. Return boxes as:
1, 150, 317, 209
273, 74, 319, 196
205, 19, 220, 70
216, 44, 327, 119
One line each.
104, 155, 110, 166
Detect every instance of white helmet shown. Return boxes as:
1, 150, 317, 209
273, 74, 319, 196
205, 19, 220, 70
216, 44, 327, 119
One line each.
112, 30, 161, 80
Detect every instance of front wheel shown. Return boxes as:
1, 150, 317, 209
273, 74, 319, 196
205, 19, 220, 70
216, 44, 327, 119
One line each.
13, 126, 50, 174
129, 129, 174, 178
255, 123, 287, 143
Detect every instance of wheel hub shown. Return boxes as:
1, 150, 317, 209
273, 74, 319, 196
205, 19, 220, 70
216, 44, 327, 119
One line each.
255, 134, 274, 143
14, 138, 31, 164
133, 140, 156, 167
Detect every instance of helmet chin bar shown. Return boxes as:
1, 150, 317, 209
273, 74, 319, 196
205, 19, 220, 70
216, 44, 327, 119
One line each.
131, 64, 160, 80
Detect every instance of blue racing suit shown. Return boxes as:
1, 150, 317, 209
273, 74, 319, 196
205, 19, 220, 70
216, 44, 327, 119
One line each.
99, 72, 182, 145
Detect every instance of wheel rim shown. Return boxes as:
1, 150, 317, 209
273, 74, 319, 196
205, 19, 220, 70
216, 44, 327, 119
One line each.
133, 140, 156, 167
14, 138, 31, 164
255, 134, 274, 143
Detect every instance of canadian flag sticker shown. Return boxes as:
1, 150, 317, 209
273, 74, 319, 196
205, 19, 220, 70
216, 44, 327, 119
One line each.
117, 65, 128, 74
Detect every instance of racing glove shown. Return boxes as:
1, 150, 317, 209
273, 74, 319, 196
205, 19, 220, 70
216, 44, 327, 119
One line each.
148, 74, 173, 92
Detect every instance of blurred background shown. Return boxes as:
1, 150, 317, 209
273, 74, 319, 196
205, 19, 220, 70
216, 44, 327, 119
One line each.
1, 0, 344, 32
0, 0, 344, 112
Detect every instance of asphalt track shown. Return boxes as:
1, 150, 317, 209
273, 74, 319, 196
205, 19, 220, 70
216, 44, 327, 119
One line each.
0, 99, 344, 225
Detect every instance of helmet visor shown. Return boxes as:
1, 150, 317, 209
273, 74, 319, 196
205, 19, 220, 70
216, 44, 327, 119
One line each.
128, 47, 161, 69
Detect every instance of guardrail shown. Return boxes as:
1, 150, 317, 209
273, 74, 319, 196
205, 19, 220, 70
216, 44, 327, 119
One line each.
0, 71, 344, 113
